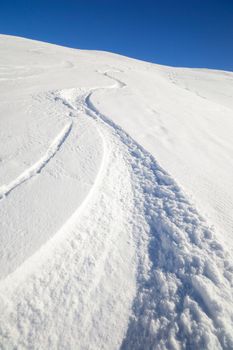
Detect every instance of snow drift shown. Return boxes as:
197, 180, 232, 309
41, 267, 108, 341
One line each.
0, 35, 233, 350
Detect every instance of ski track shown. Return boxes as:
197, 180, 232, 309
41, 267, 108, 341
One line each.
0, 70, 233, 349
0, 121, 72, 200
56, 71, 233, 349
88, 74, 233, 350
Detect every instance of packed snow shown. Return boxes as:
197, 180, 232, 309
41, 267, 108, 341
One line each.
0, 35, 233, 350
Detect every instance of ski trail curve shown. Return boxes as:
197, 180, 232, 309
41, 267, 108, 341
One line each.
0, 121, 72, 200
80, 72, 233, 349
25, 70, 233, 349
56, 70, 233, 349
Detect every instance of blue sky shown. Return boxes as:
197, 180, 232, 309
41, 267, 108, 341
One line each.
0, 0, 232, 71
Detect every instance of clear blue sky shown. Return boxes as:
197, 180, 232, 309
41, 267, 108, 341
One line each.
0, 0, 232, 71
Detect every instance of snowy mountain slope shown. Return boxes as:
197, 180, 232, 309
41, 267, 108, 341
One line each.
0, 35, 233, 349
91, 66, 233, 249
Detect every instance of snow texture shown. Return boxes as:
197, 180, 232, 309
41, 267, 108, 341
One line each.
0, 35, 233, 350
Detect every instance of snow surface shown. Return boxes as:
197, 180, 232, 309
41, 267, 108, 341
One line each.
0, 35, 233, 349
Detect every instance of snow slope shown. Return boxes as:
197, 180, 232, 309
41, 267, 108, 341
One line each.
0, 35, 233, 349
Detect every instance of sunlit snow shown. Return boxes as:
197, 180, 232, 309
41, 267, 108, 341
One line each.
0, 35, 233, 350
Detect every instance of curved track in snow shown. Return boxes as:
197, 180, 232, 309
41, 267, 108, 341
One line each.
84, 71, 233, 349
0, 121, 72, 200
0, 71, 233, 349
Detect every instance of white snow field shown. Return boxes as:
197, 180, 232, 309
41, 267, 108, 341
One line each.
0, 35, 233, 350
